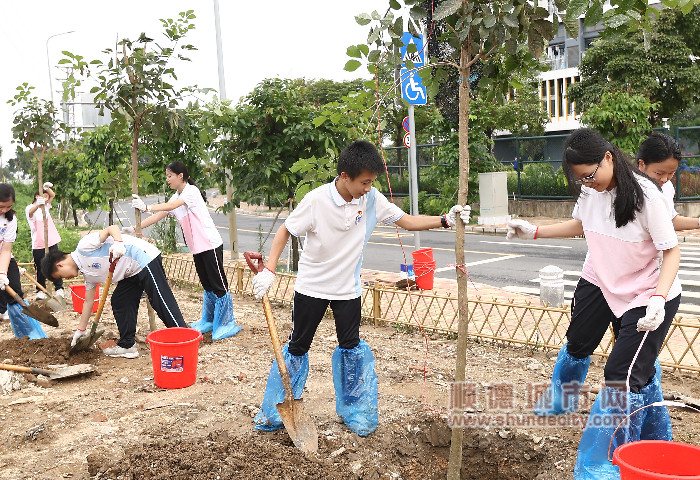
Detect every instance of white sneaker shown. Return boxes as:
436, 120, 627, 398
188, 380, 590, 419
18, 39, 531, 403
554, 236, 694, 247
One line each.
55, 289, 65, 299
35, 291, 48, 300
103, 345, 139, 359
0, 312, 8, 321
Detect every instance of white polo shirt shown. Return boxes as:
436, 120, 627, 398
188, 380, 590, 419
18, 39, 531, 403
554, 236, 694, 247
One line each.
72, 233, 160, 291
167, 183, 223, 254
286, 180, 404, 300
574, 175, 681, 317
661, 181, 679, 219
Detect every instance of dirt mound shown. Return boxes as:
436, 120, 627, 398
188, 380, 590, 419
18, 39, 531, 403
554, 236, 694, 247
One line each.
0, 336, 101, 365
84, 414, 576, 480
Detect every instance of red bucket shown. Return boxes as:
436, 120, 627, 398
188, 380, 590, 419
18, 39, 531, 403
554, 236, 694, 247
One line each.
414, 260, 436, 290
411, 248, 434, 263
69, 284, 101, 313
613, 440, 700, 479
146, 327, 203, 389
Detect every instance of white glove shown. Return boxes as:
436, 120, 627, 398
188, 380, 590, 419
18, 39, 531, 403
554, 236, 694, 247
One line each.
18, 267, 26, 275
42, 182, 53, 190
252, 268, 276, 300
131, 194, 148, 212
109, 240, 127, 259
0, 273, 8, 290
121, 226, 136, 235
506, 219, 538, 240
637, 296, 666, 332
36, 197, 46, 206
444, 205, 471, 227
71, 328, 88, 347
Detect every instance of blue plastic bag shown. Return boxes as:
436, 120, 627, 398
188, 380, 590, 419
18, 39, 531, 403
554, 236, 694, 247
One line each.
534, 343, 590, 416
332, 340, 378, 436
254, 344, 309, 431
574, 386, 644, 479
189, 290, 216, 334
640, 359, 672, 441
7, 302, 47, 340
212, 291, 241, 340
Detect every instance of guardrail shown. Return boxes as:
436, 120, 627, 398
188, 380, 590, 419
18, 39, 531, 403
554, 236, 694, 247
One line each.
160, 255, 700, 373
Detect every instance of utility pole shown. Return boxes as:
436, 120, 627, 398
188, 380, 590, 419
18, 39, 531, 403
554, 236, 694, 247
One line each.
213, 0, 239, 259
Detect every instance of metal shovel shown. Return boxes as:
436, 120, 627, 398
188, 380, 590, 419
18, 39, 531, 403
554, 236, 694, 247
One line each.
244, 251, 318, 454
4, 285, 58, 327
21, 270, 66, 311
0, 362, 97, 380
70, 257, 118, 354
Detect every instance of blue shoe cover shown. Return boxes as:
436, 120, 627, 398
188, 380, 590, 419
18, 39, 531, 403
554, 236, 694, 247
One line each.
640, 359, 672, 441
574, 386, 645, 479
254, 344, 309, 431
534, 343, 590, 416
7, 303, 47, 340
189, 290, 216, 334
212, 291, 241, 340
332, 340, 378, 437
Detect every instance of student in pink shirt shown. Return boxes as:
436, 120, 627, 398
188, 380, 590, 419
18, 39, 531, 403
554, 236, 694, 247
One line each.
129, 162, 241, 340
507, 129, 680, 479
25, 182, 64, 299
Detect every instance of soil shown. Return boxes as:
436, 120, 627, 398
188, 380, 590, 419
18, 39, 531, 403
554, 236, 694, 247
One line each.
0, 287, 698, 480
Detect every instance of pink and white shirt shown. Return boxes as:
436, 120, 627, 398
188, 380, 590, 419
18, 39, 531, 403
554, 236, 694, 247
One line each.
0, 214, 17, 256
167, 183, 222, 254
574, 174, 681, 317
25, 203, 61, 249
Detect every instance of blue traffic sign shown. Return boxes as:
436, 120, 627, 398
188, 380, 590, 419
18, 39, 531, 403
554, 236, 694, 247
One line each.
402, 116, 410, 132
400, 32, 424, 66
401, 68, 426, 105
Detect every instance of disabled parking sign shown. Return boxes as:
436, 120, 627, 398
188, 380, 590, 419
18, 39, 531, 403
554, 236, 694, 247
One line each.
400, 32, 426, 105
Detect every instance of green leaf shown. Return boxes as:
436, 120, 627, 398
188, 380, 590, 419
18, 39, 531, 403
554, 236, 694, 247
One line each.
562, 16, 580, 38
368, 49, 381, 63
344, 59, 362, 72
312, 116, 327, 127
503, 13, 519, 28
605, 13, 629, 29
371, 10, 381, 20
389, 0, 401, 9
483, 14, 497, 28
347, 45, 362, 58
355, 13, 372, 26
584, 1, 604, 27
433, 0, 462, 21
566, 0, 590, 20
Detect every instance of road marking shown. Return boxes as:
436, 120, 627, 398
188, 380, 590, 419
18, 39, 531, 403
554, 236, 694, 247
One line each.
480, 241, 572, 249
435, 255, 518, 273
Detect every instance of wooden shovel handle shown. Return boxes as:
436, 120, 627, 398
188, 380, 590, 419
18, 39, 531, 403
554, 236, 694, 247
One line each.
4, 285, 26, 305
21, 271, 49, 295
92, 257, 119, 326
243, 251, 294, 398
0, 363, 54, 377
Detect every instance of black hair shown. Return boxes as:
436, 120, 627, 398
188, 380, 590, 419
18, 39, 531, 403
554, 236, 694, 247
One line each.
166, 161, 206, 202
637, 133, 682, 165
337, 140, 384, 179
41, 249, 69, 280
0, 184, 16, 222
562, 128, 647, 228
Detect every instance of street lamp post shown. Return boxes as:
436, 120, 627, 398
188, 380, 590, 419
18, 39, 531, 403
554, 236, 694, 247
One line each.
45, 30, 75, 105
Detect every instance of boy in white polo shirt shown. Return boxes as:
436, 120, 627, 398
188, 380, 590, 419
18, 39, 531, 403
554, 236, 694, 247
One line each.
41, 225, 187, 358
251, 140, 470, 436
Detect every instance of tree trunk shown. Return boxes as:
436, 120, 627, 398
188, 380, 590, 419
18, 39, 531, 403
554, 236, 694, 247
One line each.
108, 198, 114, 226
73, 208, 79, 227
447, 37, 473, 480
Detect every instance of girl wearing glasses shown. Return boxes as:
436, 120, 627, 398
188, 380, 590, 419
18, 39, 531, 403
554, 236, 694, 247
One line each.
507, 128, 680, 480
637, 132, 700, 230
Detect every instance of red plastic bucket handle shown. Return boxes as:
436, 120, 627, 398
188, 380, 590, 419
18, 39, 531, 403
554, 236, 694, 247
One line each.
243, 251, 264, 274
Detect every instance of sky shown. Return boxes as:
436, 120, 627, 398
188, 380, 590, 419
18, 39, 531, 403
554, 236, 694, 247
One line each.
0, 0, 385, 165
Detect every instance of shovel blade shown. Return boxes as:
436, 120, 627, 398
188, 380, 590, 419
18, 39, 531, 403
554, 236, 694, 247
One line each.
21, 304, 58, 327
45, 296, 66, 312
69, 329, 105, 354
277, 397, 318, 454
54, 363, 98, 379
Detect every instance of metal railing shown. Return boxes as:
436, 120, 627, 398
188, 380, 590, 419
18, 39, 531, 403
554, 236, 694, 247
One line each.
162, 255, 700, 374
